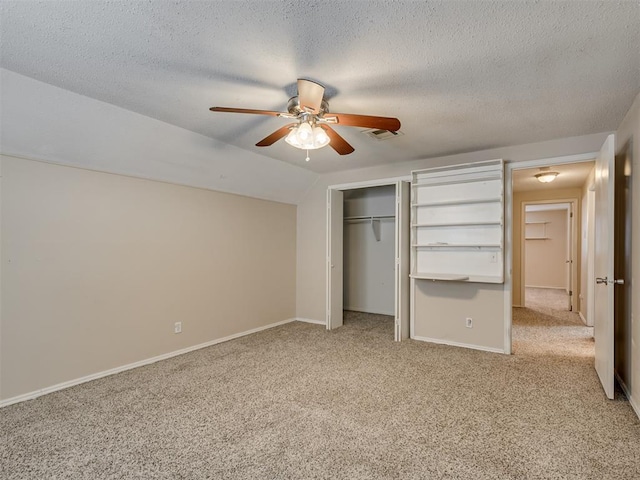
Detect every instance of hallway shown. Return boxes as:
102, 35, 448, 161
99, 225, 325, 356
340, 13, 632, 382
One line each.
515, 287, 591, 357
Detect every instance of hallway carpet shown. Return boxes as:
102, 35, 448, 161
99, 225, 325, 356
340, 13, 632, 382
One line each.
525, 286, 572, 311
2, 309, 638, 479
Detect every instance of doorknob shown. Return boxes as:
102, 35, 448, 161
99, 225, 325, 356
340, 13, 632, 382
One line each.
596, 277, 625, 285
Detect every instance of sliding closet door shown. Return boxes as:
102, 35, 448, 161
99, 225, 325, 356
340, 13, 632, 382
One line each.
326, 188, 344, 329
395, 181, 410, 341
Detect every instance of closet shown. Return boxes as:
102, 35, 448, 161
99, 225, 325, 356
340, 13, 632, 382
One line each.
343, 185, 396, 316
326, 181, 410, 341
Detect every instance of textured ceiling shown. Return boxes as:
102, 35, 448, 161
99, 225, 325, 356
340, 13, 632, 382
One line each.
512, 161, 595, 192
1, 1, 638, 174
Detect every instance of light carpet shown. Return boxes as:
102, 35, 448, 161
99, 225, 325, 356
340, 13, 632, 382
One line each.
1, 307, 639, 479
525, 286, 571, 311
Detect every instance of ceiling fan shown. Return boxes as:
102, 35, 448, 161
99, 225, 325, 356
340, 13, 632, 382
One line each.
210, 79, 401, 158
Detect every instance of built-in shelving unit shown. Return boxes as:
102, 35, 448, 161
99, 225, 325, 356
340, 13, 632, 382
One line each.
525, 221, 550, 240
410, 159, 505, 283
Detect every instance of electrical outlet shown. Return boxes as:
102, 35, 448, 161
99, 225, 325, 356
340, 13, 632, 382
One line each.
174, 322, 182, 334
465, 317, 473, 328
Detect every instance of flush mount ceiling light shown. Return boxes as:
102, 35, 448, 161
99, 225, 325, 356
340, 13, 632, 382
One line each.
535, 168, 559, 183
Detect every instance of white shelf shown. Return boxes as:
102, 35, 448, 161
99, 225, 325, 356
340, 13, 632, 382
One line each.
525, 237, 549, 240
412, 221, 502, 228
410, 159, 505, 286
410, 273, 470, 281
413, 243, 501, 249
412, 197, 502, 207
412, 174, 501, 188
410, 272, 504, 283
525, 221, 550, 225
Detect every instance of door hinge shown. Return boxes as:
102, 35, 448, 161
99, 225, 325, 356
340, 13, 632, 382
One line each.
569, 290, 573, 296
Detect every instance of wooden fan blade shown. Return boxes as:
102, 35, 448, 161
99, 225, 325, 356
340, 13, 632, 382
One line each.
297, 79, 325, 114
256, 124, 295, 147
321, 125, 355, 155
210, 107, 283, 116
324, 113, 401, 131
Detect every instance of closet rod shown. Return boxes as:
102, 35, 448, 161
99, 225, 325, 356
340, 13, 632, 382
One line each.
343, 215, 395, 222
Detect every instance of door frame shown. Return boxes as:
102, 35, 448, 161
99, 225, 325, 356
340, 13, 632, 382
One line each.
326, 175, 411, 338
504, 152, 598, 353
520, 199, 578, 311
586, 186, 596, 327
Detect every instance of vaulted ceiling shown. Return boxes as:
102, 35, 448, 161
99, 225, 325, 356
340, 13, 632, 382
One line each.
1, 1, 638, 174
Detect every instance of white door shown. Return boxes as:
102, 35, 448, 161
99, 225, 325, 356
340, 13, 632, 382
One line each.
594, 134, 616, 399
326, 188, 344, 330
394, 181, 410, 341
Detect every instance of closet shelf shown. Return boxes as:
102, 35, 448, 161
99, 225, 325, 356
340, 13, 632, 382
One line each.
344, 215, 394, 242
525, 221, 550, 224
412, 197, 502, 207
525, 237, 549, 240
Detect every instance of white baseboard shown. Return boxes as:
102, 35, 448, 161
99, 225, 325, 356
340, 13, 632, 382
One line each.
578, 311, 587, 325
344, 307, 395, 316
512, 304, 524, 308
615, 371, 640, 420
295, 317, 325, 325
411, 335, 506, 355
524, 285, 566, 290
0, 318, 296, 408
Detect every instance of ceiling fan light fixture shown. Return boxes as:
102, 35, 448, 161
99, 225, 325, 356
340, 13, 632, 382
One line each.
297, 122, 312, 141
535, 171, 559, 183
211, 78, 399, 156
285, 122, 330, 150
312, 126, 330, 147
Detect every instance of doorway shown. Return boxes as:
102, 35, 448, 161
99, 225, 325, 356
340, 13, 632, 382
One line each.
522, 201, 577, 312
505, 155, 598, 355
343, 186, 396, 316
326, 179, 411, 341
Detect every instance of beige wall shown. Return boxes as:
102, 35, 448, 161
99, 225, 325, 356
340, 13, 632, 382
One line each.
413, 282, 505, 351
0, 155, 297, 401
614, 91, 639, 416
524, 209, 569, 289
512, 188, 582, 307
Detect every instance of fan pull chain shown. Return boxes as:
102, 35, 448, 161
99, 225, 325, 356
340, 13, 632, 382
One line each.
305, 149, 310, 162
